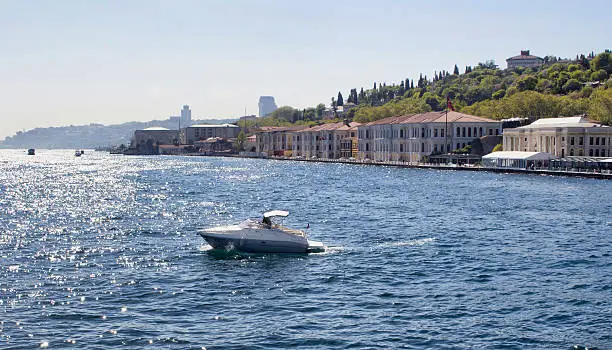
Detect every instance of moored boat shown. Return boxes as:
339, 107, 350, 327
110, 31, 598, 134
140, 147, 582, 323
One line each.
27, 148, 35, 155
199, 210, 324, 253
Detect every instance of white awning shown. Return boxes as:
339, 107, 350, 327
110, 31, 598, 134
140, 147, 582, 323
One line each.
482, 151, 557, 161
264, 210, 289, 218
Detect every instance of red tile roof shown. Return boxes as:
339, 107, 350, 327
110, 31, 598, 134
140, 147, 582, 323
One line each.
362, 111, 499, 126
296, 121, 361, 133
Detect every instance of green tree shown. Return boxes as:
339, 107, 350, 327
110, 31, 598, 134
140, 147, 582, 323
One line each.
587, 88, 612, 125
315, 103, 326, 119
562, 78, 581, 93
492, 143, 503, 152
453, 64, 460, 75
234, 131, 246, 151
516, 75, 538, 91
590, 69, 608, 81
590, 52, 612, 75
337, 92, 344, 106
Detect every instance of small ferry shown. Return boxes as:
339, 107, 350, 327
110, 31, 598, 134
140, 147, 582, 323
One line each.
27, 149, 35, 155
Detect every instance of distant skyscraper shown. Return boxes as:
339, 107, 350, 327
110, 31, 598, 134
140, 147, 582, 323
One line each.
258, 96, 278, 117
181, 105, 192, 127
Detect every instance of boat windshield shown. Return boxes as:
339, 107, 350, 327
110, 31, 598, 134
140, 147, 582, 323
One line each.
238, 219, 260, 228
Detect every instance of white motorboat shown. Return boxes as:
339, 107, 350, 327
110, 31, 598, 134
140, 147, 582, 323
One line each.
199, 210, 324, 253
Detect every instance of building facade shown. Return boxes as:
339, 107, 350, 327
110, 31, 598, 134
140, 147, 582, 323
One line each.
181, 105, 192, 127
357, 111, 502, 162
506, 50, 544, 69
258, 96, 278, 117
183, 124, 240, 144
256, 126, 306, 156
292, 121, 361, 159
502, 116, 611, 158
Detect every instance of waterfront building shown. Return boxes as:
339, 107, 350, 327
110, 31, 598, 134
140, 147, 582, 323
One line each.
506, 50, 544, 69
258, 96, 278, 117
357, 111, 502, 162
130, 127, 179, 154
256, 126, 307, 156
502, 116, 612, 158
181, 105, 192, 127
183, 124, 240, 144
292, 121, 361, 159
482, 151, 557, 169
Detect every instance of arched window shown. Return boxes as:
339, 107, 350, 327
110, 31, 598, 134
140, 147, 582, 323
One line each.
468, 128, 472, 137
365, 143, 369, 151
479, 127, 483, 137
456, 127, 460, 137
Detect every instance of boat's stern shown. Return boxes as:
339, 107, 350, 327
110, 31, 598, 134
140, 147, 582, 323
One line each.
306, 240, 325, 253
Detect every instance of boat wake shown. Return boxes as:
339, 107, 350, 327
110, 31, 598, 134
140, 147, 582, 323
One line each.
377, 237, 435, 248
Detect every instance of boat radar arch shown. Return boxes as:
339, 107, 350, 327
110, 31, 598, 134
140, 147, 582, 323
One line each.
263, 210, 289, 218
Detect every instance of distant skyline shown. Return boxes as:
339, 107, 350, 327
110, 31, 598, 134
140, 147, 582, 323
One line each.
1, 0, 610, 140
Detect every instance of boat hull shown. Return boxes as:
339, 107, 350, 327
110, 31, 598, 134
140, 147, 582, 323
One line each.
200, 232, 309, 253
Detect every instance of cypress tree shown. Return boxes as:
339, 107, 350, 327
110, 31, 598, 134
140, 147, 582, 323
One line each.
337, 92, 344, 106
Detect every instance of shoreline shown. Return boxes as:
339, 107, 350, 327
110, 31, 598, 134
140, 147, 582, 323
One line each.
231, 154, 612, 180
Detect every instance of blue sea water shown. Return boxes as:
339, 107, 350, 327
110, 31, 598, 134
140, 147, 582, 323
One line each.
0, 149, 610, 349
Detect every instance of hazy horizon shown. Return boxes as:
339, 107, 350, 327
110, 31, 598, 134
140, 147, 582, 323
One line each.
1, 0, 610, 140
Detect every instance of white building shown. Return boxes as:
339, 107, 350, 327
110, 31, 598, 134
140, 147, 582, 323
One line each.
181, 105, 192, 127
258, 96, 278, 117
357, 111, 502, 162
292, 121, 360, 159
503, 116, 612, 158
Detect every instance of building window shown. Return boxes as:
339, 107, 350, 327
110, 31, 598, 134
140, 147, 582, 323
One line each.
590, 137, 594, 145
570, 149, 574, 156
595, 149, 599, 157
456, 127, 460, 137
441, 129, 445, 137
589, 149, 593, 156
489, 129, 493, 135
462, 127, 466, 137
596, 137, 600, 146
602, 150, 606, 157
602, 138, 605, 145
479, 127, 483, 137
468, 128, 472, 137
457, 143, 460, 150
434, 129, 438, 137
579, 137, 583, 145
495, 129, 499, 135
570, 137, 574, 145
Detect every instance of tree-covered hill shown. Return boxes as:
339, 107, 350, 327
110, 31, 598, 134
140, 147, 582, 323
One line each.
248, 51, 611, 129
349, 51, 612, 125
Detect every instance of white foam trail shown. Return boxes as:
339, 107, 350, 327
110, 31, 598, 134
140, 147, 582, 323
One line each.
378, 237, 435, 247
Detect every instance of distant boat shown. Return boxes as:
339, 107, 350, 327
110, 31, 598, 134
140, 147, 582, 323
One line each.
80, 150, 85, 155
27, 148, 35, 155
74, 150, 82, 157
199, 210, 324, 253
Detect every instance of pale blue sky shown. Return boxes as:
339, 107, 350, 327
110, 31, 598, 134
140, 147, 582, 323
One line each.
0, 0, 610, 140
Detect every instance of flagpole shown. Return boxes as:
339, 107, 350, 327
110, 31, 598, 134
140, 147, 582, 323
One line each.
445, 96, 449, 160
